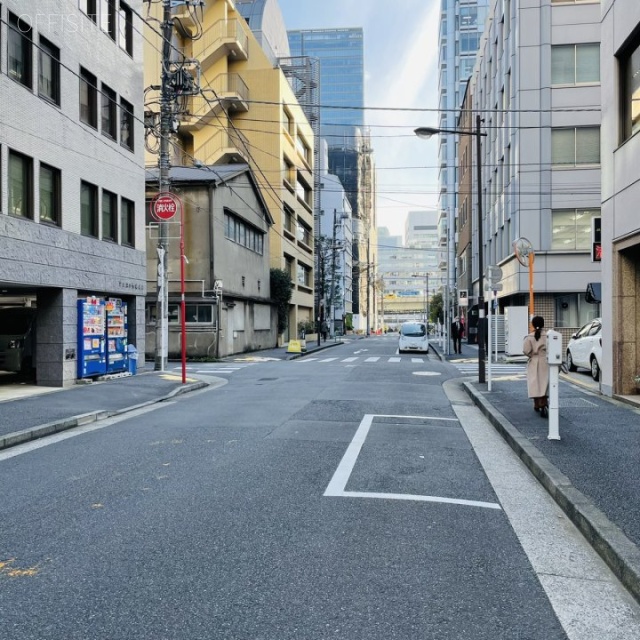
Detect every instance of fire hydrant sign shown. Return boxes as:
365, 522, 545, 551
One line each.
151, 192, 179, 221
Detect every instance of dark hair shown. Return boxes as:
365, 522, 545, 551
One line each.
532, 315, 544, 341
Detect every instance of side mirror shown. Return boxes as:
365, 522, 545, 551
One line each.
571, 333, 578, 339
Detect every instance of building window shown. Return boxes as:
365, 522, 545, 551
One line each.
224, 211, 264, 255
120, 98, 134, 151
551, 127, 600, 166
297, 263, 312, 287
168, 303, 214, 326
296, 134, 311, 164
283, 108, 294, 134
40, 164, 61, 225
118, 2, 134, 55
283, 205, 295, 235
551, 44, 599, 86
38, 37, 61, 105
620, 33, 640, 140
8, 14, 33, 88
81, 181, 98, 237
551, 208, 599, 250
101, 84, 118, 140
80, 0, 98, 23
296, 173, 312, 207
80, 68, 98, 128
100, 0, 117, 40
8, 151, 33, 218
296, 221, 312, 246
102, 189, 118, 241
121, 197, 135, 246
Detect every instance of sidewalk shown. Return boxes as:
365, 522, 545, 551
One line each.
432, 339, 640, 604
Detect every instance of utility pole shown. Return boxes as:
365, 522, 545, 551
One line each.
154, 0, 173, 372
329, 209, 338, 339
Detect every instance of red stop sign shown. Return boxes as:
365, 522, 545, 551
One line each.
151, 193, 178, 221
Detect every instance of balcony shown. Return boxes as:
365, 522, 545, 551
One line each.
192, 19, 249, 70
181, 73, 249, 131
193, 127, 249, 165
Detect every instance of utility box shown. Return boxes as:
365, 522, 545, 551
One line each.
504, 306, 529, 356
546, 330, 563, 365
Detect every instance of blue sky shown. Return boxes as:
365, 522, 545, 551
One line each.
277, 0, 441, 238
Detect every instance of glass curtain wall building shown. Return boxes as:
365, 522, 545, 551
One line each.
437, 0, 488, 316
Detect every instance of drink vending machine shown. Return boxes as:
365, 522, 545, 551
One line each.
77, 297, 107, 378
106, 298, 128, 374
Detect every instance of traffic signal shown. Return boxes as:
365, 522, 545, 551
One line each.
591, 216, 601, 262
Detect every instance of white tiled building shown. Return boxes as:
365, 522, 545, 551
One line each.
0, 0, 145, 385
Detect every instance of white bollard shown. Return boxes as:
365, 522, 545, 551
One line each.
546, 330, 562, 440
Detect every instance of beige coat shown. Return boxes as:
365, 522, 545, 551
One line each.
523, 331, 549, 398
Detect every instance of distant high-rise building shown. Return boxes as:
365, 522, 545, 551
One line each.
437, 0, 489, 309
287, 28, 364, 146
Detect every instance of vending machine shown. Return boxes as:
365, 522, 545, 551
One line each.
77, 297, 107, 378
105, 298, 128, 374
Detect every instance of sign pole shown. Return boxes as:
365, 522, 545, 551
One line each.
487, 283, 492, 391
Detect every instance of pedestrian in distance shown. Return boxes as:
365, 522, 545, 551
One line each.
523, 315, 550, 418
321, 321, 328, 343
451, 316, 463, 354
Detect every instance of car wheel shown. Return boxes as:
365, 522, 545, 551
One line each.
591, 356, 600, 381
567, 351, 577, 372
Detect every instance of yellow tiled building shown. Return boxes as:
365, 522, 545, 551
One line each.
144, 0, 315, 341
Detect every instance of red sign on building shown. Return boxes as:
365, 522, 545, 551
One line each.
151, 193, 179, 221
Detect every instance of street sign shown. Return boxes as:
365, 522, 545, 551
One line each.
458, 289, 468, 307
485, 265, 503, 282
485, 282, 504, 291
151, 192, 179, 221
591, 216, 601, 262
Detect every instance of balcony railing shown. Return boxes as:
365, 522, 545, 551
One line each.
194, 127, 249, 165
192, 19, 249, 69
182, 73, 249, 130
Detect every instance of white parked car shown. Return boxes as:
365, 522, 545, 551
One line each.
398, 321, 429, 354
566, 318, 602, 381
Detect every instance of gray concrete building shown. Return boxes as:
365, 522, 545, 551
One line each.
0, 0, 145, 386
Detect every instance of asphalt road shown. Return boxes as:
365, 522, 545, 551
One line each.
1, 335, 638, 639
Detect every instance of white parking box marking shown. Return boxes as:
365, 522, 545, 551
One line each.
324, 414, 501, 511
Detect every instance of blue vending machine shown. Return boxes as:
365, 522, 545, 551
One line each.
77, 297, 107, 378
105, 298, 128, 374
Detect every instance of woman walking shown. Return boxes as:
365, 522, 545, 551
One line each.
523, 316, 549, 417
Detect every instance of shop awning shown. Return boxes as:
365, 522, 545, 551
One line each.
585, 282, 601, 304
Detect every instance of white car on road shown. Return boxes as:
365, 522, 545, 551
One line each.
566, 318, 602, 381
398, 321, 429, 354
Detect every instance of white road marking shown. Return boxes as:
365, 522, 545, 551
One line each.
342, 357, 358, 362
411, 358, 424, 363
320, 358, 338, 362
324, 413, 500, 510
413, 371, 442, 376
388, 357, 401, 363
365, 357, 380, 362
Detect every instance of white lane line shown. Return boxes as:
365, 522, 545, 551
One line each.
342, 357, 358, 362
296, 358, 318, 363
411, 358, 424, 363
324, 413, 500, 510
365, 357, 380, 362
388, 357, 401, 363
320, 358, 338, 362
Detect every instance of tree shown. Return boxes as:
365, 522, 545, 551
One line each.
429, 292, 444, 325
270, 268, 293, 334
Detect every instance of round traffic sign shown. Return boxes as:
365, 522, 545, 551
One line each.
151, 193, 179, 221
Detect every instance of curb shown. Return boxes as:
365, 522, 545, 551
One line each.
0, 380, 210, 452
462, 380, 640, 605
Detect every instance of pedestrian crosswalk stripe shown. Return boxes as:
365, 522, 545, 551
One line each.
342, 357, 358, 362
320, 357, 338, 362
365, 357, 380, 362
389, 357, 401, 363
411, 358, 424, 363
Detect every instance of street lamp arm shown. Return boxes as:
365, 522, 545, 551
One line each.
414, 126, 487, 139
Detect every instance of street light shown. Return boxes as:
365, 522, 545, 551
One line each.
415, 115, 488, 383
